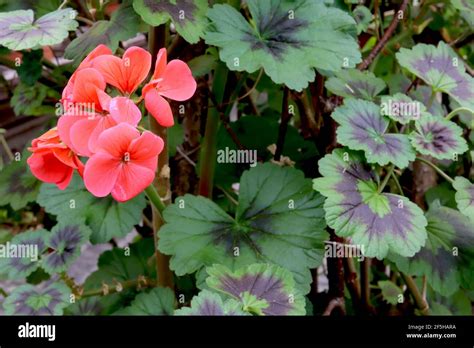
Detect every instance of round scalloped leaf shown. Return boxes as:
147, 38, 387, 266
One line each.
0, 230, 48, 279
453, 176, 474, 222
114, 287, 175, 315
391, 205, 474, 296
0, 8, 77, 51
332, 99, 416, 168
396, 42, 474, 110
325, 69, 386, 100
3, 282, 70, 315
313, 149, 427, 259
175, 290, 246, 316
42, 222, 91, 274
410, 115, 468, 160
378, 280, 402, 305
352, 6, 372, 34
65, 1, 139, 65
205, 0, 361, 91
159, 163, 328, 294
133, 0, 208, 44
38, 175, 146, 244
0, 156, 41, 210
380, 93, 426, 124
451, 0, 474, 27
206, 263, 305, 316
429, 290, 472, 316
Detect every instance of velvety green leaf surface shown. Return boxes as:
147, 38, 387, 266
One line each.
452, 0, 474, 27
10, 82, 59, 116
114, 287, 175, 315
396, 42, 474, 110
326, 69, 386, 100
391, 205, 474, 296
380, 93, 426, 124
64, 1, 139, 65
0, 8, 77, 50
410, 115, 468, 160
332, 99, 416, 168
206, 263, 306, 315
3, 282, 70, 315
38, 176, 146, 243
313, 149, 427, 259
175, 290, 246, 316
133, 0, 208, 43
352, 5, 372, 34
159, 163, 328, 294
378, 280, 402, 305
453, 176, 474, 222
205, 0, 361, 91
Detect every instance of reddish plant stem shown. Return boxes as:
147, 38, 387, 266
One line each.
357, 0, 409, 70
274, 87, 291, 161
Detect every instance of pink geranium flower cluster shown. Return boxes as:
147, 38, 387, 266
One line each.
27, 45, 196, 202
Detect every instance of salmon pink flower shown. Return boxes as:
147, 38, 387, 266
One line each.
27, 128, 84, 190
142, 48, 196, 127
83, 123, 164, 202
58, 92, 141, 157
91, 46, 151, 95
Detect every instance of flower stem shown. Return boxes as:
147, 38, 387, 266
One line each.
416, 157, 454, 184
400, 273, 430, 315
445, 107, 473, 121
144, 185, 166, 215
390, 170, 404, 195
378, 165, 395, 193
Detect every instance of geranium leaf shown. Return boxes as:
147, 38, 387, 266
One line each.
11, 82, 59, 116
64, 1, 139, 65
453, 176, 474, 222
0, 8, 77, 50
205, 0, 361, 91
0, 155, 41, 210
410, 115, 468, 160
159, 163, 328, 294
3, 282, 70, 315
0, 230, 48, 279
396, 42, 474, 110
175, 290, 246, 316
352, 5, 372, 34
133, 0, 208, 44
332, 99, 416, 168
325, 69, 386, 100
114, 288, 175, 315
391, 205, 474, 296
42, 222, 91, 274
206, 263, 306, 315
380, 93, 426, 124
378, 280, 402, 305
38, 176, 146, 244
313, 149, 427, 259
429, 290, 472, 316
451, 0, 474, 27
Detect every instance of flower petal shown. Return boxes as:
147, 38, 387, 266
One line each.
72, 68, 106, 110
121, 47, 152, 94
108, 97, 141, 126
128, 130, 164, 171
111, 162, 155, 202
144, 89, 174, 127
78, 44, 113, 70
83, 153, 120, 197
27, 152, 73, 189
70, 117, 101, 157
158, 60, 196, 101
95, 123, 140, 158
57, 113, 89, 153
152, 48, 167, 80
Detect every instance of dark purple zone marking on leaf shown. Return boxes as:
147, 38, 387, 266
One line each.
44, 225, 83, 268
7, 235, 45, 271
334, 162, 415, 239
14, 288, 63, 315
412, 247, 456, 281
412, 53, 474, 101
143, 0, 198, 23
218, 272, 293, 315
244, 3, 309, 59
347, 108, 406, 157
414, 120, 458, 154
196, 298, 225, 315
348, 80, 379, 97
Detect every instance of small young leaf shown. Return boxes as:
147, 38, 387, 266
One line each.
378, 280, 402, 305
3, 282, 70, 315
175, 290, 246, 316
396, 42, 474, 110
326, 69, 386, 100
206, 263, 306, 316
352, 6, 372, 34
313, 149, 427, 259
410, 115, 468, 160
453, 177, 474, 222
0, 8, 77, 50
332, 99, 416, 168
205, 0, 361, 91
